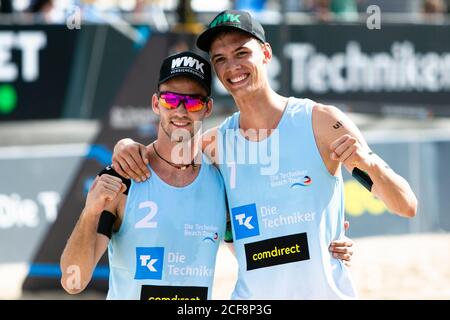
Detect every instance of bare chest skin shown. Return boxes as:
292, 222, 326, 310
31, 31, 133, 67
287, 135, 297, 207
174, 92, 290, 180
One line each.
152, 163, 201, 187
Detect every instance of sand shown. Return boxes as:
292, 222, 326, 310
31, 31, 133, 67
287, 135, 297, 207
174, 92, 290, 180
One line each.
349, 233, 450, 299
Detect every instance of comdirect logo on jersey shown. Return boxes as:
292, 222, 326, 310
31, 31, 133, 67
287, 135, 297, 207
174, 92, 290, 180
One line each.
135, 247, 164, 280
245, 232, 310, 270
231, 203, 260, 240
140, 285, 208, 300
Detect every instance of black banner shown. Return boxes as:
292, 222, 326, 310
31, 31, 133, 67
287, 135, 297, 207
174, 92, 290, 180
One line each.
0, 26, 76, 120
245, 232, 310, 270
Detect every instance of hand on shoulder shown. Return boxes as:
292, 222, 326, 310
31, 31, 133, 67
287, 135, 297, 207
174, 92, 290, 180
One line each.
112, 138, 151, 182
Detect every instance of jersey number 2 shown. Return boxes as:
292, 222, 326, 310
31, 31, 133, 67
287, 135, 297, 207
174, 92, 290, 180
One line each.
135, 201, 158, 228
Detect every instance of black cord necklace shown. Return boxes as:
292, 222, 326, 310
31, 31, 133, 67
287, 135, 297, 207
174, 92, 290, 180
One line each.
152, 143, 198, 171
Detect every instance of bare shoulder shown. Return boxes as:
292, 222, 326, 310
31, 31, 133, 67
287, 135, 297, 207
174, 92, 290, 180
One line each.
312, 103, 346, 129
312, 103, 348, 145
312, 103, 367, 175
201, 126, 219, 164
312, 103, 364, 144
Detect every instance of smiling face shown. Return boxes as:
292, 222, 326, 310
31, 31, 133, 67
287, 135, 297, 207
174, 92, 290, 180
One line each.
209, 31, 272, 99
152, 76, 212, 141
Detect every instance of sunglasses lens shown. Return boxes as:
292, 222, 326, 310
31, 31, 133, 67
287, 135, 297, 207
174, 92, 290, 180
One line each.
159, 92, 207, 112
159, 93, 180, 109
185, 97, 205, 112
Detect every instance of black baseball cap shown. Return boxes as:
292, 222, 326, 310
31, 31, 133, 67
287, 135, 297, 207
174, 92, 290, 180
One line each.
158, 51, 212, 96
196, 10, 266, 52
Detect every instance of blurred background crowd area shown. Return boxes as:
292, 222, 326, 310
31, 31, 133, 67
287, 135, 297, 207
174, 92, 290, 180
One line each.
1, 0, 450, 25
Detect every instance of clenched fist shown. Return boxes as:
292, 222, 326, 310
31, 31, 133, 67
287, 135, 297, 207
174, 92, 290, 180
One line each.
330, 134, 375, 172
85, 174, 126, 215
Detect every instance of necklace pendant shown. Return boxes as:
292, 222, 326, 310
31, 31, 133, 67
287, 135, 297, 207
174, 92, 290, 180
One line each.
181, 166, 186, 170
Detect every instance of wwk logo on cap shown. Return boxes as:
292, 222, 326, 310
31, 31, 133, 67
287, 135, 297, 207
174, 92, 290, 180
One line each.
171, 56, 205, 74
210, 13, 241, 27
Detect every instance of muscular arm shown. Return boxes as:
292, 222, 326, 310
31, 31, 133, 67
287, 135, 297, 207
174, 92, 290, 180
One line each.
312, 104, 417, 218
60, 175, 126, 294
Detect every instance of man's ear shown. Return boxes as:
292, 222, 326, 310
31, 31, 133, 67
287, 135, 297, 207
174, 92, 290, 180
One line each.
262, 42, 272, 64
152, 94, 160, 115
204, 98, 214, 118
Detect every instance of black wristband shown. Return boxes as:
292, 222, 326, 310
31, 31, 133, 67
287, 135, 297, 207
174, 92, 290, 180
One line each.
352, 167, 373, 192
97, 210, 116, 239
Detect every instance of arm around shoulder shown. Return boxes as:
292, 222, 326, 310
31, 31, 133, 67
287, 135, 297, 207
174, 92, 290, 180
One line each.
112, 138, 150, 182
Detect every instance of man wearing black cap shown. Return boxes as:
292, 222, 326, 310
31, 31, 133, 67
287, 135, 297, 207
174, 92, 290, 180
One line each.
112, 10, 417, 299
60, 52, 227, 300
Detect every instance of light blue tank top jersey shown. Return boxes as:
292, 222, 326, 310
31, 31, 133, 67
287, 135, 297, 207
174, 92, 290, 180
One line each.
217, 97, 357, 299
106, 155, 226, 300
